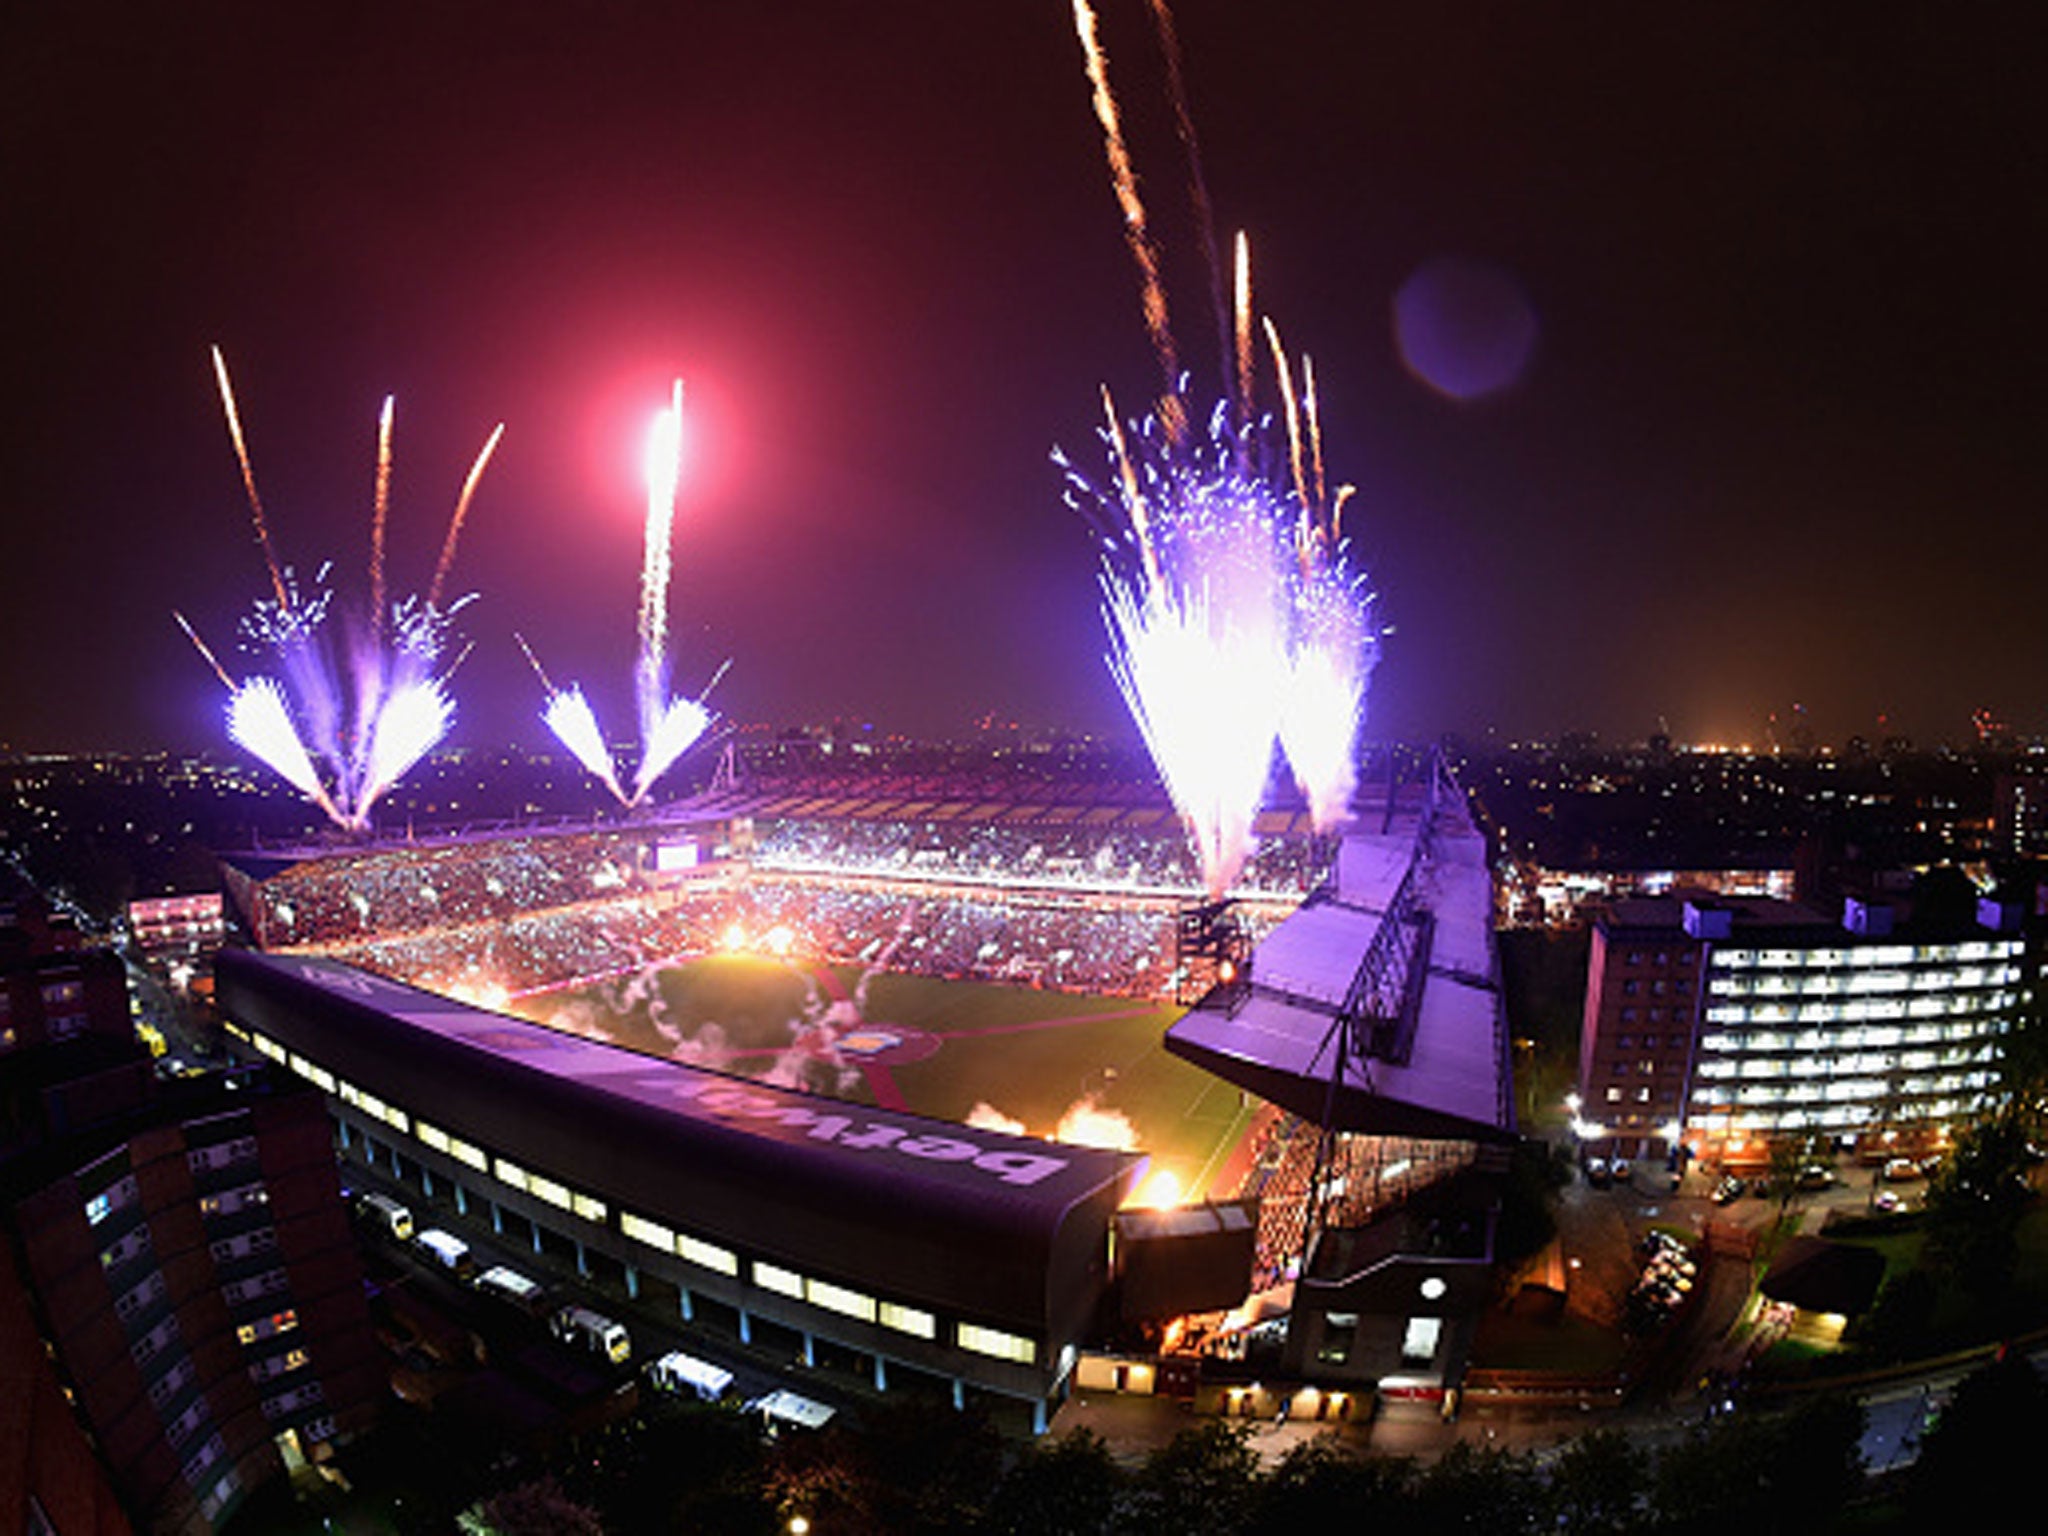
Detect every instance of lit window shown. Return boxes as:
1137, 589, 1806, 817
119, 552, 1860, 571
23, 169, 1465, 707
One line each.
879, 1302, 936, 1339
1401, 1316, 1443, 1365
958, 1323, 1036, 1364
806, 1279, 878, 1323
678, 1233, 739, 1276
621, 1212, 675, 1251
755, 1262, 803, 1299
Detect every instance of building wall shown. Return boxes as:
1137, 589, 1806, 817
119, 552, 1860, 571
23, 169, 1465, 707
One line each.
8, 1086, 379, 1534
1690, 936, 2016, 1153
1579, 900, 2022, 1162
1577, 925, 1704, 1152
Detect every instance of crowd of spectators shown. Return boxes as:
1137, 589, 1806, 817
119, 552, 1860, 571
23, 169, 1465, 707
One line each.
246, 830, 648, 949
257, 809, 1316, 1002
752, 815, 1327, 900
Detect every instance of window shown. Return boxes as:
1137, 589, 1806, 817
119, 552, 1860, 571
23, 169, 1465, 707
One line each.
147, 1356, 197, 1410
199, 1182, 269, 1220
101, 1225, 154, 1271
210, 1228, 278, 1265
1401, 1316, 1443, 1365
1317, 1312, 1358, 1367
85, 1175, 138, 1227
806, 1279, 878, 1324
114, 1272, 166, 1322
879, 1302, 936, 1339
188, 1137, 259, 1174
678, 1233, 739, 1277
754, 1262, 803, 1300
958, 1323, 1036, 1364
621, 1211, 675, 1251
234, 1309, 299, 1346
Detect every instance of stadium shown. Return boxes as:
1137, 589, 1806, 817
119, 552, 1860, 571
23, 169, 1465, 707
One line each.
213, 746, 1516, 1429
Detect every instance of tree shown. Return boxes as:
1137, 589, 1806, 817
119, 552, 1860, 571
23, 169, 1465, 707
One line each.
1653, 1395, 1864, 1536
1247, 1438, 1416, 1531
1907, 1350, 2048, 1519
1845, 1265, 1937, 1362
1123, 1420, 1262, 1535
1409, 1441, 1545, 1533
1922, 1111, 2037, 1311
987, 1428, 1126, 1536
457, 1477, 604, 1536
1547, 1428, 1650, 1536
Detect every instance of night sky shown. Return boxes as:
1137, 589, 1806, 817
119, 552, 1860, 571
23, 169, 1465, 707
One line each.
6, 3, 2046, 756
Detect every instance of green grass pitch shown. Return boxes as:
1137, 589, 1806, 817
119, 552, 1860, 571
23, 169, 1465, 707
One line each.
507, 954, 1258, 1200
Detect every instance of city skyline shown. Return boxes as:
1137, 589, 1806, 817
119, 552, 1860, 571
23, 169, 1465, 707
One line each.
6, 4, 2047, 759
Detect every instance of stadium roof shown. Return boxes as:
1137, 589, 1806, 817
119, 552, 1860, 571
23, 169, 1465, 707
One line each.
215, 949, 1141, 1329
1166, 802, 1517, 1145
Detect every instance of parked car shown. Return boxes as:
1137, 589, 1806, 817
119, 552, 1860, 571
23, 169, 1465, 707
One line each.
1713, 1175, 1746, 1204
472, 1265, 550, 1319
413, 1228, 476, 1280
552, 1304, 631, 1365
745, 1389, 835, 1433
357, 1191, 414, 1242
648, 1349, 734, 1402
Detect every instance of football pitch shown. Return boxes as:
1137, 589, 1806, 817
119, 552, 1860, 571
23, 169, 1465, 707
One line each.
507, 954, 1259, 1201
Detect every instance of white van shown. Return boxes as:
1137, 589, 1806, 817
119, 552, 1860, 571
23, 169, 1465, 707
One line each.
648, 1349, 734, 1402
552, 1305, 631, 1366
473, 1265, 549, 1318
357, 1192, 414, 1242
746, 1389, 836, 1432
413, 1228, 475, 1279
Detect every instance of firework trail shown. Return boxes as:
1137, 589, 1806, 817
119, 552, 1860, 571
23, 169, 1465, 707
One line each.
210, 346, 290, 610
1145, 0, 1234, 406
636, 379, 683, 742
429, 423, 505, 609
369, 394, 395, 636
1263, 333, 1380, 830
1234, 231, 1255, 433
184, 350, 500, 831
533, 381, 721, 807
172, 610, 235, 690
1072, 0, 1184, 442
1061, 398, 1289, 898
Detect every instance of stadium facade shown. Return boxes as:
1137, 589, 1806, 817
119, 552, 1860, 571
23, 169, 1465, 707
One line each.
216, 949, 1137, 1429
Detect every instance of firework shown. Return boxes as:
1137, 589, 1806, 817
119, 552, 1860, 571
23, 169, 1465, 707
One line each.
532, 382, 722, 807
183, 349, 503, 831
1072, 0, 1184, 441
1265, 332, 1380, 831
1063, 399, 1289, 898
